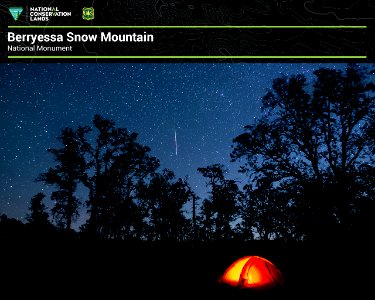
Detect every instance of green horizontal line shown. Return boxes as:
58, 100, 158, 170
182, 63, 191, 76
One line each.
8, 25, 367, 29
8, 56, 367, 59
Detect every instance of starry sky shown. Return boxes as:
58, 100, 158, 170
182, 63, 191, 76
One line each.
0, 63, 350, 227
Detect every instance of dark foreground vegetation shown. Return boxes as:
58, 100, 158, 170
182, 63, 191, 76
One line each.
2, 235, 373, 299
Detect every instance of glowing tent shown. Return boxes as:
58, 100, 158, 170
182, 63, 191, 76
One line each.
220, 256, 284, 289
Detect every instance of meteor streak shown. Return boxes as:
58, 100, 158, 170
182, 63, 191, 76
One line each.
174, 130, 178, 156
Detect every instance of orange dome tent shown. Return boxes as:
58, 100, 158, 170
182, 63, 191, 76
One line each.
220, 256, 284, 289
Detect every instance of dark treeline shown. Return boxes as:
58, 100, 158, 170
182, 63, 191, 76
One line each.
1, 64, 374, 242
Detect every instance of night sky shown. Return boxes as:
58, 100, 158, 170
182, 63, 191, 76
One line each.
0, 63, 349, 227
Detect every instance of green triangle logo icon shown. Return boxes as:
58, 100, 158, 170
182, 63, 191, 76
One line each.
9, 7, 23, 21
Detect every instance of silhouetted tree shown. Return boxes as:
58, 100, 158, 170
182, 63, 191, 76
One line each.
198, 164, 241, 240
197, 199, 215, 241
138, 169, 195, 242
232, 64, 374, 240
83, 115, 159, 240
191, 192, 199, 242
0, 214, 26, 240
239, 183, 297, 240
38, 126, 91, 231
26, 192, 50, 226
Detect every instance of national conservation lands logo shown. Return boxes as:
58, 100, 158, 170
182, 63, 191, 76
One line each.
82, 7, 94, 20
9, 7, 23, 20
9, 6, 72, 22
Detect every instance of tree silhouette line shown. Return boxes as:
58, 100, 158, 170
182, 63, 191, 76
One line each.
1, 64, 374, 242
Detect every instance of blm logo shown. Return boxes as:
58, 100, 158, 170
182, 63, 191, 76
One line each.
9, 7, 23, 20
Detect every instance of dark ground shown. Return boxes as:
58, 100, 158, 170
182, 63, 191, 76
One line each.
1, 238, 373, 299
